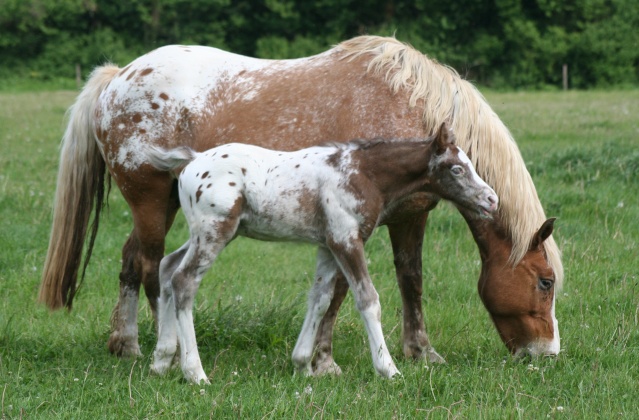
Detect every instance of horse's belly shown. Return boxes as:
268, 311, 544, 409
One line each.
238, 212, 323, 244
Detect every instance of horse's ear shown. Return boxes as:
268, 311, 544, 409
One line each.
530, 218, 556, 250
434, 122, 454, 152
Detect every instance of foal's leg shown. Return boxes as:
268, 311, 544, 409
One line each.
328, 239, 399, 378
311, 272, 348, 376
388, 215, 445, 363
171, 239, 226, 385
174, 211, 241, 384
151, 242, 189, 375
292, 247, 340, 376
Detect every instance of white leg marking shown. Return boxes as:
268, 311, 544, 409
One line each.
111, 286, 142, 357
359, 302, 400, 378
330, 240, 400, 378
176, 308, 209, 384
151, 243, 188, 375
292, 247, 338, 375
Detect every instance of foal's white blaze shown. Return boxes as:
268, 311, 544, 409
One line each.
457, 148, 489, 189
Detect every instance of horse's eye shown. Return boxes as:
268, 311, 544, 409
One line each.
451, 165, 464, 176
538, 278, 554, 291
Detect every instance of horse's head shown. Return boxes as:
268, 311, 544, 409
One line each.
475, 217, 560, 357
428, 123, 498, 219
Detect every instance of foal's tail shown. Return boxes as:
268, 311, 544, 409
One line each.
39, 64, 120, 310
145, 146, 197, 172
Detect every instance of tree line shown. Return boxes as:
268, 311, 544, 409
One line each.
1, 0, 637, 89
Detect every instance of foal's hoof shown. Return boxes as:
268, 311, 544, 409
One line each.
425, 347, 446, 364
390, 370, 403, 380
377, 362, 401, 379
184, 370, 210, 385
313, 360, 343, 377
293, 365, 314, 377
382, 367, 402, 379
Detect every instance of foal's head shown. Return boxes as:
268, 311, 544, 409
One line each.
427, 123, 498, 218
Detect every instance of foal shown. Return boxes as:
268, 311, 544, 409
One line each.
147, 123, 498, 384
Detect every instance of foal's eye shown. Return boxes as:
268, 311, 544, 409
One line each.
538, 278, 554, 291
451, 165, 465, 176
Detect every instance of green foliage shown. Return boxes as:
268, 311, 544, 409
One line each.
0, 0, 637, 89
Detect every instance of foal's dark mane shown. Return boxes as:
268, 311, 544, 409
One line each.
320, 136, 430, 151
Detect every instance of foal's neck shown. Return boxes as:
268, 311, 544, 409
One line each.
354, 139, 435, 203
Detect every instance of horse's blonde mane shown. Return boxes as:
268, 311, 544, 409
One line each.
337, 35, 563, 287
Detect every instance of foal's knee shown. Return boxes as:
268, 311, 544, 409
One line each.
353, 285, 380, 314
171, 271, 197, 310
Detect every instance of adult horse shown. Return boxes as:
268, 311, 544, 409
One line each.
39, 36, 563, 364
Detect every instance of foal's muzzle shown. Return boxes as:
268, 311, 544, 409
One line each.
478, 190, 499, 219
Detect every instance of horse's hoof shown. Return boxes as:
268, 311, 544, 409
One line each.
108, 335, 142, 358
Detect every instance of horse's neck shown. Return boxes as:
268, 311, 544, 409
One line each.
356, 141, 433, 202
460, 210, 512, 264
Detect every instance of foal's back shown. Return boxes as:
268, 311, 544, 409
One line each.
180, 142, 359, 243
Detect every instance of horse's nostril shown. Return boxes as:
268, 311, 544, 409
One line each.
488, 195, 497, 205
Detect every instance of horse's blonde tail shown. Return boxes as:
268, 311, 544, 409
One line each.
39, 64, 120, 310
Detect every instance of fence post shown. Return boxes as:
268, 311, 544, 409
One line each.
76, 64, 82, 89
562, 64, 568, 91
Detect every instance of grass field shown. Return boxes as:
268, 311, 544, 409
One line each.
1, 89, 638, 418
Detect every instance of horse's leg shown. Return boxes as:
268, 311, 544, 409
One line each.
311, 272, 348, 376
107, 232, 144, 357
329, 240, 399, 378
151, 241, 189, 375
388, 214, 445, 363
107, 180, 180, 357
292, 247, 340, 376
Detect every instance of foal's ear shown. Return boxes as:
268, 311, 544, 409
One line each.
530, 218, 556, 250
434, 122, 455, 152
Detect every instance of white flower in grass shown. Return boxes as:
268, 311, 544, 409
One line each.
304, 385, 312, 395
199, 389, 205, 396
235, 295, 243, 303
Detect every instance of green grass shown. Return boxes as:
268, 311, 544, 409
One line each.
1, 89, 638, 418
